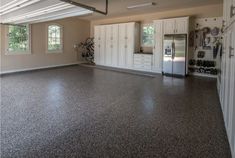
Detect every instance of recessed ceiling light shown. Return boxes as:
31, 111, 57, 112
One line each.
127, 2, 157, 9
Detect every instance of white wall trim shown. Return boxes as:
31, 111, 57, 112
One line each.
0, 61, 86, 75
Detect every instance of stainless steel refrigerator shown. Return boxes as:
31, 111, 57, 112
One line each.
163, 35, 187, 77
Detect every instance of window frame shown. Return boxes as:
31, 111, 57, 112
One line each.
46, 23, 63, 54
141, 23, 154, 48
5, 24, 31, 55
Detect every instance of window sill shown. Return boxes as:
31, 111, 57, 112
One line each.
5, 52, 31, 55
46, 50, 63, 54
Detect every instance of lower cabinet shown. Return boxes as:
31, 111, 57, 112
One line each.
133, 54, 153, 71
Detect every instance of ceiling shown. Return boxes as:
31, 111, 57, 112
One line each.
0, 0, 223, 24
77, 0, 223, 20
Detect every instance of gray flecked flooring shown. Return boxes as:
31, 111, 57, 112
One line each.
1, 66, 231, 158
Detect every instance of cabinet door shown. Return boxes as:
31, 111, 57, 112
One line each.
126, 23, 134, 68
94, 26, 101, 65
175, 17, 188, 34
232, 0, 235, 23
228, 24, 235, 147
105, 25, 112, 66
153, 20, 163, 73
224, 28, 232, 129
163, 19, 175, 34
112, 24, 119, 67
118, 24, 126, 67
99, 26, 106, 65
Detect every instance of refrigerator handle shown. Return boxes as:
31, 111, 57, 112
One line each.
172, 42, 175, 59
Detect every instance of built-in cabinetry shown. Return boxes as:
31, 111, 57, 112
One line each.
133, 54, 152, 71
94, 22, 140, 70
164, 17, 189, 34
94, 17, 189, 74
219, 1, 235, 157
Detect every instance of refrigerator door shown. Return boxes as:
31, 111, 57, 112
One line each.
173, 35, 186, 76
163, 35, 174, 74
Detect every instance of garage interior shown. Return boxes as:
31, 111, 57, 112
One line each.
0, 0, 234, 157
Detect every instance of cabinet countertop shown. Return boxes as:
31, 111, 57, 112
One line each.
134, 52, 153, 55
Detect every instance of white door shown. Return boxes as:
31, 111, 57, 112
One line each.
126, 23, 134, 68
94, 26, 100, 64
164, 19, 175, 34
99, 26, 106, 65
118, 24, 126, 68
153, 20, 163, 73
175, 17, 188, 34
105, 25, 112, 66
112, 24, 119, 67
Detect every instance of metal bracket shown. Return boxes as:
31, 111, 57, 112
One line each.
231, 5, 235, 18
60, 0, 108, 15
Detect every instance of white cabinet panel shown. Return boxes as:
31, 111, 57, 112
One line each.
112, 25, 119, 67
105, 25, 112, 66
164, 19, 175, 34
126, 23, 135, 68
153, 20, 163, 73
99, 26, 106, 65
118, 24, 126, 68
175, 17, 188, 34
94, 26, 101, 65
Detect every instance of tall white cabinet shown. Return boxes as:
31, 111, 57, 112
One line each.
94, 22, 140, 70
152, 20, 164, 73
219, 1, 235, 157
94, 25, 106, 65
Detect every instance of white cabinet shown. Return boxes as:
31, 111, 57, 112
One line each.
118, 22, 140, 69
223, 0, 235, 28
94, 22, 139, 70
164, 19, 175, 34
153, 20, 163, 73
133, 54, 153, 71
175, 17, 189, 34
163, 17, 189, 35
94, 25, 106, 65
105, 24, 119, 67
219, 12, 235, 158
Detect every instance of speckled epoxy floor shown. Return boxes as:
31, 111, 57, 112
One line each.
1, 66, 231, 158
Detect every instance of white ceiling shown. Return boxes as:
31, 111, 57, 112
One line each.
0, 0, 92, 24
77, 0, 223, 20
0, 0, 222, 24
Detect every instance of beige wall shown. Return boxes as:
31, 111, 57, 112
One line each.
90, 3, 223, 36
0, 18, 90, 72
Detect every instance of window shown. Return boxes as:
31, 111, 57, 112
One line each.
47, 24, 63, 53
141, 24, 154, 47
6, 25, 30, 54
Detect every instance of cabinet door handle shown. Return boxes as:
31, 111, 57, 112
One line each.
230, 5, 235, 18
229, 46, 234, 58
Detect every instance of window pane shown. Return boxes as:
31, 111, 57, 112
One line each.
142, 24, 154, 47
48, 25, 62, 52
8, 25, 29, 52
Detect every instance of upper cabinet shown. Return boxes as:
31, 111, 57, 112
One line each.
223, 0, 235, 28
163, 17, 189, 34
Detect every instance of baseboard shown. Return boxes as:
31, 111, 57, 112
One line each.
0, 61, 86, 75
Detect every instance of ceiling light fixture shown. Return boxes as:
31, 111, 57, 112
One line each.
127, 2, 156, 9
